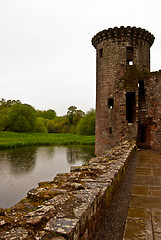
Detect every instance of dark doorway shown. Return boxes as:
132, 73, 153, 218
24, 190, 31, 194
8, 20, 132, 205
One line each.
126, 92, 136, 123
140, 126, 146, 143
138, 124, 151, 148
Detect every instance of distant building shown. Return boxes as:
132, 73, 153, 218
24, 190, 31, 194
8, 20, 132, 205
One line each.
92, 26, 161, 156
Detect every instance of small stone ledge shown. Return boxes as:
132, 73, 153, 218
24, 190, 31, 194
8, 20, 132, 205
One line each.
0, 141, 136, 240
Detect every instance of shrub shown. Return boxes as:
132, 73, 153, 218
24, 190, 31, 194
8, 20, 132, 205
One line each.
5, 103, 37, 132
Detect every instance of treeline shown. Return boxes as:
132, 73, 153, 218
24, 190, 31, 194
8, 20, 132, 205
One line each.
0, 99, 95, 135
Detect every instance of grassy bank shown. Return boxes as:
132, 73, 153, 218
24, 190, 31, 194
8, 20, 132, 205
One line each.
0, 132, 95, 149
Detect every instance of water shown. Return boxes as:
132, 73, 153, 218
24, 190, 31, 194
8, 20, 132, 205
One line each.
0, 145, 95, 208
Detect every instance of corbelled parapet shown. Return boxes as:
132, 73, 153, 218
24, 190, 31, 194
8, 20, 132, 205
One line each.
92, 26, 155, 48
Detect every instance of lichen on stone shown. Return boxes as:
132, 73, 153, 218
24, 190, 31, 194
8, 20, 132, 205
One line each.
121, 65, 149, 91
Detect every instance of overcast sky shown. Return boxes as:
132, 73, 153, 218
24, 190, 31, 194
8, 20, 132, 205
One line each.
0, 0, 160, 116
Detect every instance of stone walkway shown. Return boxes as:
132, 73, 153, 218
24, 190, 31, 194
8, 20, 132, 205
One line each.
123, 149, 161, 240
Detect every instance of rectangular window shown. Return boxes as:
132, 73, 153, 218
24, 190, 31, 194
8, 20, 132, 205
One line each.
109, 127, 112, 134
99, 48, 103, 58
108, 98, 114, 109
138, 80, 145, 107
128, 60, 134, 65
126, 46, 134, 65
126, 92, 136, 123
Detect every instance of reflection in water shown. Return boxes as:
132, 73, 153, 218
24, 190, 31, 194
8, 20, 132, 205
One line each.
0, 147, 37, 175
67, 145, 94, 164
0, 145, 95, 208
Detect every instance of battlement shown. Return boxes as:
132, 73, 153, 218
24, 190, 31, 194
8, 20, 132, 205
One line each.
92, 26, 155, 48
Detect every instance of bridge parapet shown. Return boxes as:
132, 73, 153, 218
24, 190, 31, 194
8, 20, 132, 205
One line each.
0, 141, 136, 240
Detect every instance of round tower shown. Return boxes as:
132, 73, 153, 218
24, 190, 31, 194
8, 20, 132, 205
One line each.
92, 26, 155, 156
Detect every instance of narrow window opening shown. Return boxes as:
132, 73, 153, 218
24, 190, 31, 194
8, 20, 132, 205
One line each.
139, 80, 145, 107
126, 92, 136, 123
139, 80, 145, 91
109, 127, 112, 134
108, 98, 114, 109
99, 48, 103, 58
127, 60, 134, 65
126, 46, 134, 65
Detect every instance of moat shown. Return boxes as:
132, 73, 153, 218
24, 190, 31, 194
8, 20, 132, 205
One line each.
0, 145, 95, 208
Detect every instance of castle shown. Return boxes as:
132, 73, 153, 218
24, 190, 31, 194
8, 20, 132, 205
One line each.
92, 26, 161, 156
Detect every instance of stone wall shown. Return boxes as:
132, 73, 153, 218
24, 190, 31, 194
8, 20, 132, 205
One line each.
92, 26, 155, 156
0, 141, 136, 240
138, 70, 161, 149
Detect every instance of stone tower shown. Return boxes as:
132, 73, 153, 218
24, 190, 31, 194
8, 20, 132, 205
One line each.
92, 26, 155, 156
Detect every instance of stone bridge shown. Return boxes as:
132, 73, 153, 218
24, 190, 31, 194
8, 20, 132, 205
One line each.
0, 141, 136, 239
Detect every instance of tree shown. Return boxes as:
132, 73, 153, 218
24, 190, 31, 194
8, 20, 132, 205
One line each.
0, 108, 9, 130
37, 109, 56, 120
67, 106, 77, 126
5, 103, 37, 132
77, 109, 95, 135
46, 116, 70, 133
66, 106, 85, 133
0, 98, 6, 109
0, 98, 21, 109
46, 120, 56, 133
73, 110, 85, 125
35, 117, 47, 133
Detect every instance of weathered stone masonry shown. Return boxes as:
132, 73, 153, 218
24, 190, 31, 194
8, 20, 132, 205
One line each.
0, 141, 136, 239
92, 26, 161, 156
1, 26, 161, 239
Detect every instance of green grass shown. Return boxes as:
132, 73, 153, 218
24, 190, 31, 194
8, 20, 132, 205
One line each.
0, 131, 95, 149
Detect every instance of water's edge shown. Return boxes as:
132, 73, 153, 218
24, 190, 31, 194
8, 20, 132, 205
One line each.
0, 141, 136, 240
